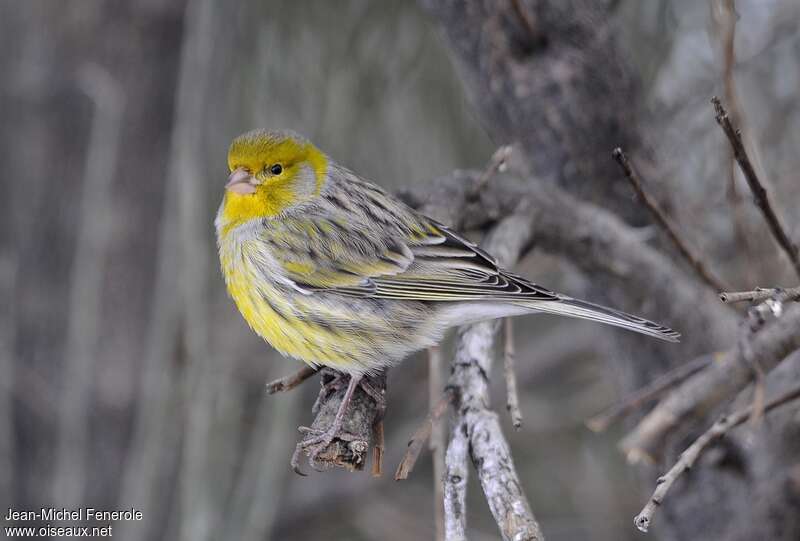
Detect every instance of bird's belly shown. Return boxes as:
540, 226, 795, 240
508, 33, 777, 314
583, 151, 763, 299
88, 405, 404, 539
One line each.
225, 267, 432, 375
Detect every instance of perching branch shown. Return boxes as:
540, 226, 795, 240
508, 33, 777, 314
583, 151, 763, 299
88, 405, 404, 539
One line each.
622, 304, 800, 462
634, 381, 800, 533
612, 148, 729, 293
295, 370, 387, 473
712, 97, 800, 280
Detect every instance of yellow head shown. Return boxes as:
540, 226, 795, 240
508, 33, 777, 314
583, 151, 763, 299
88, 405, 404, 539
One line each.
218, 129, 328, 232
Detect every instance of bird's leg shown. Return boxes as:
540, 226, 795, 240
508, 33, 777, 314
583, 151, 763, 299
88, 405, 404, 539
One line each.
359, 376, 387, 423
292, 373, 363, 473
311, 368, 348, 416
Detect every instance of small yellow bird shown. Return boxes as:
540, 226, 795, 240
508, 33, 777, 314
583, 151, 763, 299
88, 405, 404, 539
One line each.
216, 129, 679, 463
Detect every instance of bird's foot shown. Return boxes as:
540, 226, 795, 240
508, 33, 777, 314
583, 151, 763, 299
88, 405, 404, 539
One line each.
290, 424, 350, 475
293, 372, 389, 475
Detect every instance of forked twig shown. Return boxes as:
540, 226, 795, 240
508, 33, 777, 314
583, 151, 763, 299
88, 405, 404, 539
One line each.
712, 97, 800, 280
634, 382, 800, 533
613, 148, 728, 293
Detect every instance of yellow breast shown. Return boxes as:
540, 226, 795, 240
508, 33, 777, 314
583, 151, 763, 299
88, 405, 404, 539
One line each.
218, 233, 361, 371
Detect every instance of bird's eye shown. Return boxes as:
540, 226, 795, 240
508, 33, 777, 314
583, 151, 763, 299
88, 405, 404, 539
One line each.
269, 164, 283, 175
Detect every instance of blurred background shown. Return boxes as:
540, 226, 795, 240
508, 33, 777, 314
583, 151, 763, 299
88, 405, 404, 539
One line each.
2, 0, 800, 540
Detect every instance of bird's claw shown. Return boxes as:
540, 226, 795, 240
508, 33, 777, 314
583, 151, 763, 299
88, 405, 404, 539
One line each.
291, 425, 340, 475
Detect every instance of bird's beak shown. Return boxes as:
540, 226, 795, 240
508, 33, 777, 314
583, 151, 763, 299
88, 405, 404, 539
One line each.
225, 167, 257, 195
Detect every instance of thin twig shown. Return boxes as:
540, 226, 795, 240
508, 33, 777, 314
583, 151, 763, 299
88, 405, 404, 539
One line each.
428, 347, 446, 541
613, 148, 728, 293
710, 0, 757, 283
470, 145, 513, 196
622, 304, 800, 462
503, 319, 523, 429
371, 420, 384, 478
586, 353, 716, 433
265, 366, 319, 394
720, 286, 800, 304
394, 389, 454, 481
634, 381, 800, 533
712, 96, 800, 280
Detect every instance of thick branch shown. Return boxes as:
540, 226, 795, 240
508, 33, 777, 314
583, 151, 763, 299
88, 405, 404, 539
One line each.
622, 304, 800, 461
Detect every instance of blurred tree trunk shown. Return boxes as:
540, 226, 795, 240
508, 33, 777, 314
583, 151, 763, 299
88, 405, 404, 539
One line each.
421, 1, 800, 539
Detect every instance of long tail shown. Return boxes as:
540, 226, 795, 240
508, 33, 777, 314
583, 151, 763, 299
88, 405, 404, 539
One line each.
522, 297, 680, 342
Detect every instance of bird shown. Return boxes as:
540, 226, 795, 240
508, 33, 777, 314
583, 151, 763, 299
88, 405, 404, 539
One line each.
215, 129, 679, 469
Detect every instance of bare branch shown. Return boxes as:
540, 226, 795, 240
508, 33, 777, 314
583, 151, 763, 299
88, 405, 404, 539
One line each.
712, 96, 800, 280
622, 304, 800, 462
586, 353, 716, 433
634, 381, 800, 533
445, 212, 544, 541
720, 286, 800, 304
265, 365, 319, 394
444, 420, 469, 541
613, 148, 729, 293
503, 319, 523, 430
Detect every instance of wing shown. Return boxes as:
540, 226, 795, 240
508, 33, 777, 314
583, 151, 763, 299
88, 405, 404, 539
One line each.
259, 214, 413, 295
263, 211, 558, 303
371, 222, 558, 302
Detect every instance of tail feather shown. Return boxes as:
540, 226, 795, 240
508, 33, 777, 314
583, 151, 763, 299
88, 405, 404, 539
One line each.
522, 297, 680, 343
